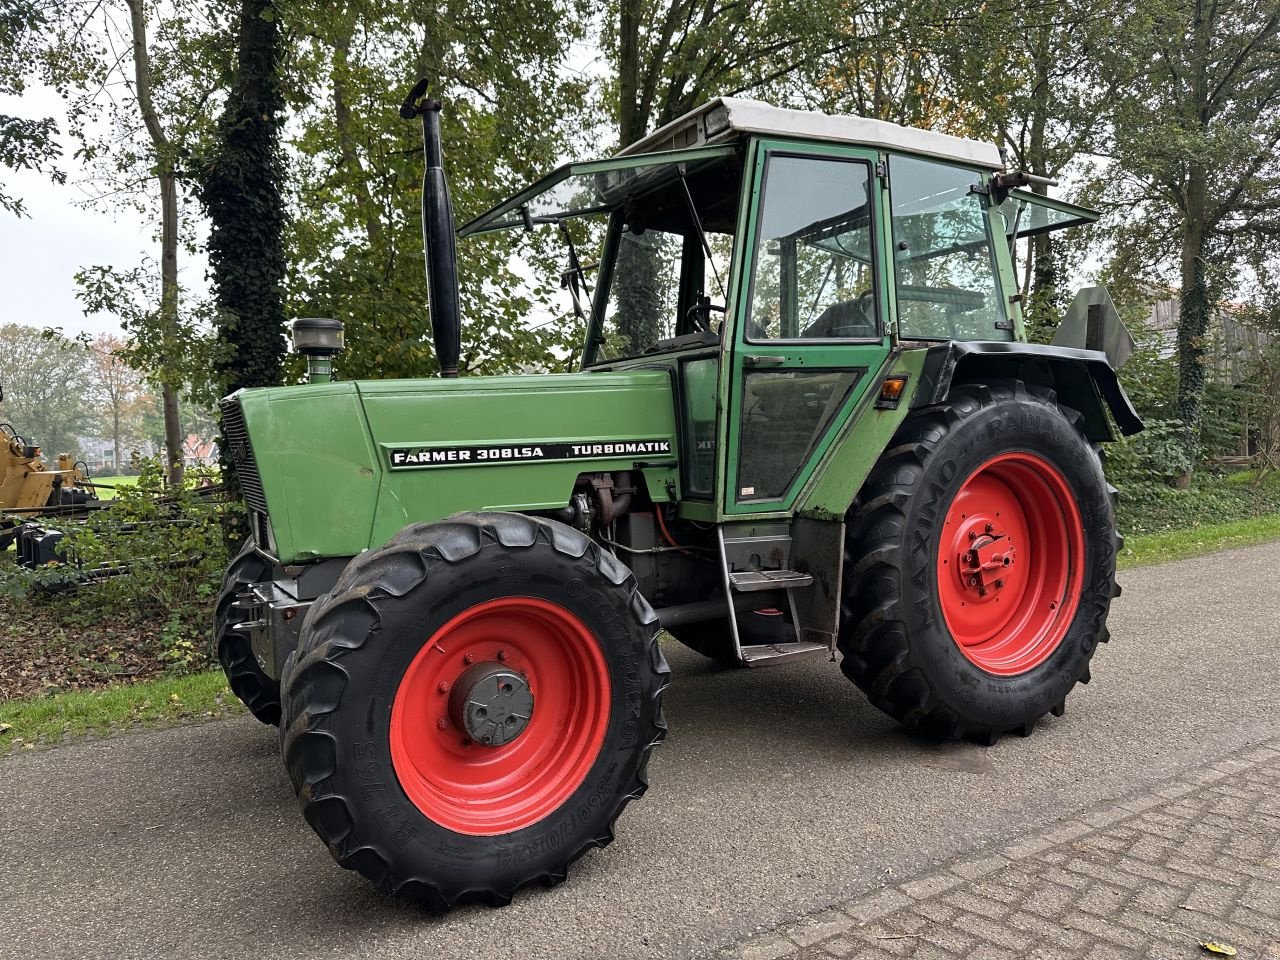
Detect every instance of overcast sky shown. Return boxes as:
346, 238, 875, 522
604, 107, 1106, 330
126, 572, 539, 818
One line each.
0, 85, 209, 341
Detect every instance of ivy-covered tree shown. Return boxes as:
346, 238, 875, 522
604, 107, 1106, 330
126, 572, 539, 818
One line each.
198, 0, 287, 397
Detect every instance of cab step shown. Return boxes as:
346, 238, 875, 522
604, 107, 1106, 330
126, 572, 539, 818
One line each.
728, 569, 814, 592
740, 641, 829, 666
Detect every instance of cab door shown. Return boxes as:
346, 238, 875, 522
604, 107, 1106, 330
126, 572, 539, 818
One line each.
722, 141, 892, 516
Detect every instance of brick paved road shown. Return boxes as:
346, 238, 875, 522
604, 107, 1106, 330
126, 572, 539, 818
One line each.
718, 740, 1280, 960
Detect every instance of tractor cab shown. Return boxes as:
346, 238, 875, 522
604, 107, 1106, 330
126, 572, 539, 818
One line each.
461, 97, 1102, 516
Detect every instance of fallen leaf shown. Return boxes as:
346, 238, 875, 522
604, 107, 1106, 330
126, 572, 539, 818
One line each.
1201, 943, 1238, 956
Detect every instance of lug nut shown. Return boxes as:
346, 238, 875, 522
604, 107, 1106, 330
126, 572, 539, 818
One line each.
496, 649, 507, 662
978, 587, 988, 597
463, 653, 475, 665
437, 681, 449, 694
985, 523, 994, 533
995, 579, 1004, 589
967, 576, 978, 587
968, 531, 977, 541
437, 717, 449, 730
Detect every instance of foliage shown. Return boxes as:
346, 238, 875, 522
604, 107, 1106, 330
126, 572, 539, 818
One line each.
1, 458, 232, 666
1114, 467, 1280, 536
198, 0, 287, 399
89, 333, 150, 472
0, 0, 91, 216
75, 263, 222, 408
1094, 0, 1280, 476
1105, 419, 1194, 489
0, 322, 94, 456
276, 0, 588, 380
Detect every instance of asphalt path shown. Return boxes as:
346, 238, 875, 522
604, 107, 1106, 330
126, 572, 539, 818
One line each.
2, 541, 1278, 960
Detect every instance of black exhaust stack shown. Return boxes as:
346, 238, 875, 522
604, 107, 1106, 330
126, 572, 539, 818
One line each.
400, 79, 460, 377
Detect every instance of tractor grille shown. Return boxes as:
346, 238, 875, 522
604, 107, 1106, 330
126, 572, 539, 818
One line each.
220, 397, 268, 515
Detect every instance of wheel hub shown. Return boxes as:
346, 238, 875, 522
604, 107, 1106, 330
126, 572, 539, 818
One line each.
448, 662, 534, 746
956, 522, 1016, 598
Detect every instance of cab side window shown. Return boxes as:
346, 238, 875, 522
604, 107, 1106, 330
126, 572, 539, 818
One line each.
888, 155, 1009, 341
746, 155, 879, 342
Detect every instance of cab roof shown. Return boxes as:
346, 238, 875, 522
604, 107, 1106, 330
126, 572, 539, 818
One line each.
621, 97, 1004, 170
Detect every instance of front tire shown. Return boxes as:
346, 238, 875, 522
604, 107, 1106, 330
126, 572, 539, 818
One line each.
839, 380, 1119, 743
214, 539, 281, 725
279, 512, 669, 910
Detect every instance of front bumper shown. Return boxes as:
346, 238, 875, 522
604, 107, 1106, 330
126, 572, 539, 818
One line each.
231, 578, 312, 680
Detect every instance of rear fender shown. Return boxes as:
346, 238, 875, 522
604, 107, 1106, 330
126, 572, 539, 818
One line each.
914, 341, 1143, 441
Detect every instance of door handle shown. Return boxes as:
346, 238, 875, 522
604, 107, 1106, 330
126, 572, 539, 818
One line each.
743, 355, 785, 366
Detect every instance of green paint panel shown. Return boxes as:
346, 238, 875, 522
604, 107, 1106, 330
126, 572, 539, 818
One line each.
796, 348, 929, 520
235, 371, 678, 564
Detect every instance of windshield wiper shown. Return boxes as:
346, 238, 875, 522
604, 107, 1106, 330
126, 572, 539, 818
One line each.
557, 220, 596, 328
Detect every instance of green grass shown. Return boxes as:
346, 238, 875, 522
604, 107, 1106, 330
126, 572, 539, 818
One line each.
1119, 512, 1280, 569
0, 670, 242, 753
87, 475, 138, 501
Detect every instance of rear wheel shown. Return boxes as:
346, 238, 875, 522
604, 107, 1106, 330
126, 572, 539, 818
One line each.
279, 512, 669, 910
214, 539, 281, 725
839, 380, 1120, 743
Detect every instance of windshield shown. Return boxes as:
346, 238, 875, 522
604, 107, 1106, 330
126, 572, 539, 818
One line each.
458, 146, 743, 366
589, 156, 740, 363
459, 146, 737, 237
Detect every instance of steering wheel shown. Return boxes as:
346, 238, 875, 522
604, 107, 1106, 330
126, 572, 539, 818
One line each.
686, 300, 725, 333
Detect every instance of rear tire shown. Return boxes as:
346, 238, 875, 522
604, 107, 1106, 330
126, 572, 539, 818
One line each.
839, 380, 1119, 743
279, 512, 669, 910
214, 539, 282, 725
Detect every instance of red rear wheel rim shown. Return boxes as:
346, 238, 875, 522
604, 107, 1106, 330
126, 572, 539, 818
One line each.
389, 597, 611, 836
936, 452, 1085, 676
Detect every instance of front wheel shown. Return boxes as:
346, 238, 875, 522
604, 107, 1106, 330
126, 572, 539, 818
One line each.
214, 539, 281, 725
839, 380, 1120, 743
279, 512, 669, 910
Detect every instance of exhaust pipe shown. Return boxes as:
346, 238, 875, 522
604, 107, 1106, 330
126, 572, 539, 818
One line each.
401, 79, 461, 378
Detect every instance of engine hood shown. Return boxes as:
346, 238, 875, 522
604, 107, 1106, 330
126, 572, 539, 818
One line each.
228, 370, 680, 565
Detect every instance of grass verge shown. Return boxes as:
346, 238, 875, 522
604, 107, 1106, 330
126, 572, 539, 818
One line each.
0, 670, 242, 754
1119, 512, 1280, 569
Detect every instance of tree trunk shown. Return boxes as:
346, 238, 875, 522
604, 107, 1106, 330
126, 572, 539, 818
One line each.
159, 165, 184, 486
1174, 215, 1209, 488
202, 0, 286, 397
618, 0, 641, 146
1173, 0, 1213, 490
126, 0, 183, 486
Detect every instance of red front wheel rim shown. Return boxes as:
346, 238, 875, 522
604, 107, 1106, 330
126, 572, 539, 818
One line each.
936, 452, 1085, 676
389, 597, 611, 836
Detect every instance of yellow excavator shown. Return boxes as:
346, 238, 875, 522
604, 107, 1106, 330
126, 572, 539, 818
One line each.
0, 422, 99, 550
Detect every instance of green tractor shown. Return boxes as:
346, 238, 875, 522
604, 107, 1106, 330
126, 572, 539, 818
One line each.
217, 86, 1140, 909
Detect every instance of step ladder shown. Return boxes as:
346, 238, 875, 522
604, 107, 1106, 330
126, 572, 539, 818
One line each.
719, 529, 830, 667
